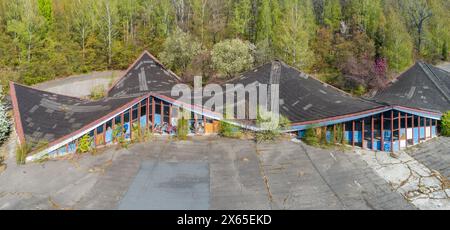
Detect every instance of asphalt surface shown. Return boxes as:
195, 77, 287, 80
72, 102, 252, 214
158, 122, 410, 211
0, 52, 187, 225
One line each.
0, 136, 416, 210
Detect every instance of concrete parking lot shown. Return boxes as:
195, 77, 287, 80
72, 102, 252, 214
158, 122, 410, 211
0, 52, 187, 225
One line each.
0, 136, 420, 210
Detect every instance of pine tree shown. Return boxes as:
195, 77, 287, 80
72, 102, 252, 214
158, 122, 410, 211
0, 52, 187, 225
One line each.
383, 8, 413, 72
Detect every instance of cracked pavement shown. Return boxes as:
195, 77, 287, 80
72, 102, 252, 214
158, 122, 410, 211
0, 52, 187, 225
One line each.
0, 136, 431, 210
356, 144, 450, 210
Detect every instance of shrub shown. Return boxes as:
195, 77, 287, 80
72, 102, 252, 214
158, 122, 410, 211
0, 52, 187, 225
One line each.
303, 127, 319, 146
176, 117, 189, 140
212, 39, 254, 79
89, 85, 106, 100
255, 107, 291, 142
218, 121, 242, 138
442, 111, 450, 136
16, 142, 31, 165
77, 134, 93, 154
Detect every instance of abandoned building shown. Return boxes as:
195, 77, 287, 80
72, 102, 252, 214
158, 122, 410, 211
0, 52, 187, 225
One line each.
9, 51, 450, 162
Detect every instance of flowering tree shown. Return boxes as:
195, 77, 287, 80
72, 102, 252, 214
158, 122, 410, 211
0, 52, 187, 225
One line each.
212, 39, 254, 79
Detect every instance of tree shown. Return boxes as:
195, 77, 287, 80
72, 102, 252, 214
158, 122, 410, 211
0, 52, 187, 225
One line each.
274, 0, 315, 70
229, 0, 252, 39
383, 8, 414, 72
443, 41, 448, 61
402, 0, 433, 54
212, 38, 254, 78
323, 0, 341, 31
96, 0, 118, 67
7, 0, 46, 62
159, 28, 201, 75
37, 0, 52, 24
70, 0, 94, 67
441, 111, 450, 137
0, 94, 10, 145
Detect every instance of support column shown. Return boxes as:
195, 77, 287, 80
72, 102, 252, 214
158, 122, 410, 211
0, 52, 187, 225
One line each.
103, 123, 106, 145
361, 119, 365, 149
405, 113, 408, 147
194, 114, 198, 134
390, 110, 394, 152
152, 97, 155, 131
160, 101, 164, 134
121, 113, 124, 138
138, 102, 142, 131
371, 116, 374, 150
203, 115, 207, 134
434, 119, 438, 137
343, 123, 346, 144
146, 97, 150, 131
129, 108, 133, 140
418, 116, 421, 142
168, 104, 173, 132
352, 121, 355, 147
411, 115, 415, 144
428, 118, 431, 139
94, 128, 97, 147
381, 113, 384, 151
398, 111, 401, 150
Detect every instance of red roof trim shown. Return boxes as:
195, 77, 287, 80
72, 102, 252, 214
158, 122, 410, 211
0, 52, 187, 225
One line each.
9, 82, 26, 144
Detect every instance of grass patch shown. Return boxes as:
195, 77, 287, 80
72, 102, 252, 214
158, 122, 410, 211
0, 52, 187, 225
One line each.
89, 85, 106, 100
176, 117, 189, 140
16, 142, 31, 165
218, 120, 242, 138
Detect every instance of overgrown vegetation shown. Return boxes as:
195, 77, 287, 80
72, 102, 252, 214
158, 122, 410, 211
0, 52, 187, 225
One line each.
89, 85, 106, 100
255, 109, 291, 142
131, 123, 152, 143
218, 121, 242, 138
0, 0, 448, 95
441, 111, 450, 137
302, 126, 319, 146
176, 117, 189, 140
0, 95, 11, 145
16, 142, 30, 165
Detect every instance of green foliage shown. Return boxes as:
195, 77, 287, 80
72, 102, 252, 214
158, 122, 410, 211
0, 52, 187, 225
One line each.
303, 127, 318, 146
383, 8, 414, 72
218, 120, 242, 138
159, 28, 201, 75
443, 41, 448, 61
89, 85, 106, 100
77, 134, 93, 154
352, 85, 367, 96
16, 142, 31, 165
0, 0, 448, 95
441, 111, 450, 137
0, 95, 11, 145
255, 107, 291, 142
176, 117, 189, 140
212, 39, 254, 78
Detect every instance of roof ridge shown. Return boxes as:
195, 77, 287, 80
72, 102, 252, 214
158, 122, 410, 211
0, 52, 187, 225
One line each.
418, 62, 450, 102
10, 81, 88, 101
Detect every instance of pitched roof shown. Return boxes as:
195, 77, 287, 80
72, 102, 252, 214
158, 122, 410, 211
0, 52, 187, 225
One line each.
11, 82, 139, 147
373, 62, 450, 113
160, 61, 385, 124
107, 51, 181, 98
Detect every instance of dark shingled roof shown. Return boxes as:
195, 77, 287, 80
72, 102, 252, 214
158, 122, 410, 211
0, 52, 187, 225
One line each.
108, 51, 180, 97
161, 61, 385, 124
12, 83, 138, 147
373, 62, 450, 113
230, 61, 384, 123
